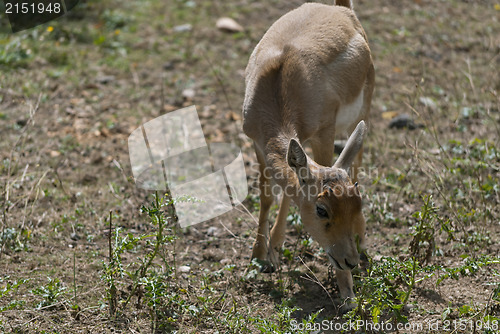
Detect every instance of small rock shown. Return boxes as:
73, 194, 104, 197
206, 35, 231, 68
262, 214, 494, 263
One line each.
178, 265, 191, 273
50, 150, 61, 158
163, 61, 174, 70
16, 119, 28, 127
388, 113, 422, 130
220, 258, 231, 265
403, 304, 415, 312
173, 24, 192, 32
81, 174, 97, 184
182, 88, 195, 100
381, 111, 399, 120
419, 96, 437, 111
429, 148, 441, 155
91, 151, 104, 164
203, 249, 223, 262
96, 75, 115, 84
70, 233, 80, 241
216, 17, 244, 33
207, 226, 219, 236
200, 105, 216, 118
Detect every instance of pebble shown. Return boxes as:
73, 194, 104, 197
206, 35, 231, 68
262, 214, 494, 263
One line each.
173, 24, 192, 32
388, 113, 422, 130
182, 88, 196, 99
216, 17, 244, 33
178, 265, 191, 273
96, 75, 115, 84
419, 96, 437, 111
207, 226, 220, 236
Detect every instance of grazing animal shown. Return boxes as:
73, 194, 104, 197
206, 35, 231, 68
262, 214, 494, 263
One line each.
242, 0, 374, 302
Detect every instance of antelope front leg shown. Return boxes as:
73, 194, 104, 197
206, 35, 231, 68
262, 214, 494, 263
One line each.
251, 148, 274, 261
336, 269, 354, 298
336, 269, 356, 312
268, 195, 292, 268
311, 131, 335, 167
252, 204, 271, 261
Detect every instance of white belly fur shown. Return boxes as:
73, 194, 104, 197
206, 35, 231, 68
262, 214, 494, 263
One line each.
335, 91, 364, 134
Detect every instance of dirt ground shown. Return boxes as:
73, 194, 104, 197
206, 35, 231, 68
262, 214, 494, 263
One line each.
0, 0, 499, 333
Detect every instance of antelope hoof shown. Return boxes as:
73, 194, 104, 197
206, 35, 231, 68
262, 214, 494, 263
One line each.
251, 258, 275, 273
260, 262, 275, 273
268, 247, 281, 270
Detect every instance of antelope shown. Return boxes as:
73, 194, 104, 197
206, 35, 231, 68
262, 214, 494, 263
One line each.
242, 0, 374, 304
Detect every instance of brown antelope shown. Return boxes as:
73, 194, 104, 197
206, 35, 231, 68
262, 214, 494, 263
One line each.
242, 0, 374, 303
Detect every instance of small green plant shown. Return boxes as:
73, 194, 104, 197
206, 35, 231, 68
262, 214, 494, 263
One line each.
0, 34, 32, 67
437, 255, 500, 285
0, 227, 31, 252
32, 277, 67, 309
101, 211, 140, 318
252, 299, 321, 334
0, 278, 28, 330
139, 273, 176, 332
343, 196, 447, 330
0, 277, 27, 312
409, 195, 437, 263
366, 193, 400, 227
487, 270, 500, 324
101, 193, 178, 329
101, 9, 130, 30
344, 252, 500, 333
345, 256, 431, 328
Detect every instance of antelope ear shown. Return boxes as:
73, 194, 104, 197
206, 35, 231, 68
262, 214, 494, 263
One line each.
287, 139, 308, 183
334, 120, 367, 170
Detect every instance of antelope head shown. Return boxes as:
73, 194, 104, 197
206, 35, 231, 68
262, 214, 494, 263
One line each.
287, 121, 367, 271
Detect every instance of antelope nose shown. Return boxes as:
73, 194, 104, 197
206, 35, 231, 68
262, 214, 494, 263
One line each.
344, 258, 358, 270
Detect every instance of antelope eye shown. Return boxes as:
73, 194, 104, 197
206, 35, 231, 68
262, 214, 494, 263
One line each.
316, 205, 328, 219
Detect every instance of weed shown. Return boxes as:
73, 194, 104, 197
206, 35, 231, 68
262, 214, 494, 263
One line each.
101, 9, 130, 30
101, 193, 179, 329
0, 34, 32, 68
344, 190, 499, 333
0, 277, 28, 312
140, 273, 176, 331
489, 270, 500, 316
343, 253, 500, 333
437, 255, 500, 285
252, 299, 321, 334
0, 227, 30, 252
345, 256, 430, 328
0, 278, 28, 330
367, 192, 400, 227
409, 195, 437, 263
31, 277, 67, 310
